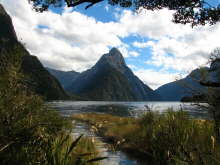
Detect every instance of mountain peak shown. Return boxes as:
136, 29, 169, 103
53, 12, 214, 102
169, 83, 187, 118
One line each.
96, 48, 126, 72
106, 47, 124, 63
109, 47, 121, 55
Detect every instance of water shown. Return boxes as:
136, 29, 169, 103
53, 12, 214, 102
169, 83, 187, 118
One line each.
48, 101, 209, 119
72, 121, 138, 165
47, 101, 210, 165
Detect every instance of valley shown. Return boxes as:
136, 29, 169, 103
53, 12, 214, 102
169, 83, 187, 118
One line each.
1, 1, 220, 165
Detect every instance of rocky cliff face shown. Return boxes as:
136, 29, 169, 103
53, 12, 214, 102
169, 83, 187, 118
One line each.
0, 4, 68, 100
66, 48, 158, 101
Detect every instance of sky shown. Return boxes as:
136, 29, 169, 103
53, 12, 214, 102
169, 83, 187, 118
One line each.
1, 0, 220, 89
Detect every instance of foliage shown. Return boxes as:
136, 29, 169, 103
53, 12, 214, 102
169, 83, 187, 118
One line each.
0, 47, 103, 164
0, 47, 68, 164
209, 47, 220, 66
195, 47, 220, 143
72, 110, 220, 164
44, 133, 105, 165
28, 0, 220, 26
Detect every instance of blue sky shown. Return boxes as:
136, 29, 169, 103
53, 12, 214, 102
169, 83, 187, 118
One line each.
2, 0, 220, 89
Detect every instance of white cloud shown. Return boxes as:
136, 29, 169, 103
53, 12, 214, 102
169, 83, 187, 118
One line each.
2, 0, 220, 87
117, 43, 130, 58
134, 69, 183, 89
104, 5, 109, 12
123, 9, 220, 72
118, 9, 188, 40
129, 51, 140, 57
1, 0, 126, 71
132, 41, 149, 48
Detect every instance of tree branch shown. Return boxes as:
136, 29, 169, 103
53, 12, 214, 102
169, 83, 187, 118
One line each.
200, 81, 220, 87
66, 0, 104, 9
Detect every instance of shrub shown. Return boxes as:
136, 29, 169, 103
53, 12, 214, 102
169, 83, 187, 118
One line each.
73, 110, 220, 164
0, 47, 103, 165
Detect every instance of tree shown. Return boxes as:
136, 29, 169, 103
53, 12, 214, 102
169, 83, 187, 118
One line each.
29, 0, 220, 26
197, 48, 220, 143
200, 48, 220, 87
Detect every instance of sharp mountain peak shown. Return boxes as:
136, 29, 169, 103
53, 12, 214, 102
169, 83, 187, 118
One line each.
96, 48, 126, 72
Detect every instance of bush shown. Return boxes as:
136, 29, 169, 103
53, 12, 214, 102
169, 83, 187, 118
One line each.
129, 110, 220, 164
0, 47, 103, 165
0, 47, 70, 164
44, 133, 104, 165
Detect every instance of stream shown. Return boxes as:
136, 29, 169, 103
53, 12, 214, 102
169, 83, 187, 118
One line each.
48, 101, 210, 165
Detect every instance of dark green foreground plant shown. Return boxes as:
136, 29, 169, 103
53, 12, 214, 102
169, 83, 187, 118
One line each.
0, 46, 104, 164
44, 134, 106, 165
132, 110, 220, 164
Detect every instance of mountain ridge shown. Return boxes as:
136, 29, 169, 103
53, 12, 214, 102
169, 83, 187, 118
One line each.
0, 4, 69, 100
52, 48, 159, 101
47, 67, 80, 89
155, 68, 209, 101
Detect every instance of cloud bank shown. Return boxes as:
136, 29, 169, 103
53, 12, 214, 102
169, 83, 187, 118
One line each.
1, 0, 220, 89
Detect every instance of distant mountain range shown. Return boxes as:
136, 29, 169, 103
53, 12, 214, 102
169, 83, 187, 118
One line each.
2, 4, 218, 102
0, 5, 69, 100
155, 68, 209, 101
48, 48, 159, 101
48, 48, 220, 101
46, 68, 80, 89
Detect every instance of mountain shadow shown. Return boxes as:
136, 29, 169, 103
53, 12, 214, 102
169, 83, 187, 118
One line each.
56, 48, 160, 101
0, 4, 69, 100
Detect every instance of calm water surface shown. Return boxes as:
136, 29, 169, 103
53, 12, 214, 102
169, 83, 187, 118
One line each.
48, 101, 210, 165
48, 101, 209, 118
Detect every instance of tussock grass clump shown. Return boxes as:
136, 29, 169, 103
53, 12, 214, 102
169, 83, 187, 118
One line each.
0, 47, 102, 165
44, 133, 103, 165
72, 110, 220, 164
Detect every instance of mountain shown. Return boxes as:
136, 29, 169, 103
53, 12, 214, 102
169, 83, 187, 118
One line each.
46, 67, 80, 89
0, 5, 17, 45
65, 48, 158, 101
0, 4, 69, 100
155, 68, 208, 101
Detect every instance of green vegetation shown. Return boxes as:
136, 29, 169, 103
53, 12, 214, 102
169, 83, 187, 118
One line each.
72, 110, 220, 164
0, 47, 102, 165
44, 133, 105, 165
0, 4, 70, 101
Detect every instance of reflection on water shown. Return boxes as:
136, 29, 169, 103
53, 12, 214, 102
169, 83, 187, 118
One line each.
48, 101, 210, 119
48, 101, 210, 165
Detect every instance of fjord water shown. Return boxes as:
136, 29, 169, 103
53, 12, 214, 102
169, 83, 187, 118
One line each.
48, 101, 209, 119
48, 101, 209, 165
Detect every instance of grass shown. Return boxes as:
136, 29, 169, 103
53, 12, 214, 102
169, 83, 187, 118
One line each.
44, 133, 105, 165
0, 46, 104, 165
72, 110, 220, 165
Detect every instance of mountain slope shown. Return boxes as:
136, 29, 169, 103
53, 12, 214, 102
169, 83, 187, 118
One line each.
0, 5, 17, 45
0, 4, 69, 100
66, 48, 158, 101
76, 65, 136, 101
46, 67, 80, 89
155, 68, 208, 101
